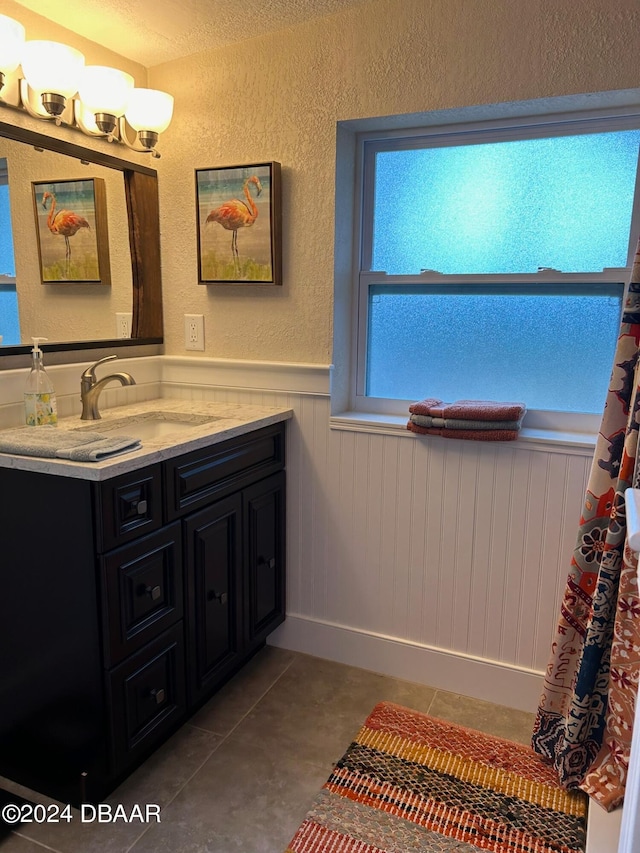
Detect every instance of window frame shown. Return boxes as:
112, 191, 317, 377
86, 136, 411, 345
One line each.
351, 109, 640, 431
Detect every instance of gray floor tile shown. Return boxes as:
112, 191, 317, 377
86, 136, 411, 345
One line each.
0, 651, 539, 853
429, 689, 536, 745
0, 834, 60, 852
14, 725, 221, 853
189, 646, 296, 737
128, 737, 328, 853
232, 653, 437, 768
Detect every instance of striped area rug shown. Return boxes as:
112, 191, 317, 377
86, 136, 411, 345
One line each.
285, 701, 588, 853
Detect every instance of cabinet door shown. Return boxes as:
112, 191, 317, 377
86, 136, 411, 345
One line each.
244, 471, 286, 651
184, 494, 243, 705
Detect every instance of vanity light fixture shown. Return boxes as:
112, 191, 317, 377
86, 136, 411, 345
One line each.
0, 14, 173, 157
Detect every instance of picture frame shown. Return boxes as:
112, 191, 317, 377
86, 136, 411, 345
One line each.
31, 177, 111, 285
196, 162, 282, 285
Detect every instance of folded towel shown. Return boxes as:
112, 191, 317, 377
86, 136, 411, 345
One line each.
407, 421, 520, 441
426, 400, 526, 422
56, 436, 142, 461
410, 414, 523, 430
408, 397, 444, 416
0, 426, 141, 461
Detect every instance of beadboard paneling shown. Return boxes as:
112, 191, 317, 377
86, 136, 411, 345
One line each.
161, 362, 592, 710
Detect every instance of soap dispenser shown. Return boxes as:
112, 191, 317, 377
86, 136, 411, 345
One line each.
24, 337, 58, 426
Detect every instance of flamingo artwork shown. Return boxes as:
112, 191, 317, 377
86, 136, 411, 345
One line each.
41, 190, 90, 275
205, 175, 262, 272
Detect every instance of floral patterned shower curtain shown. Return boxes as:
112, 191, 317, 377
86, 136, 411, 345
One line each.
532, 243, 640, 811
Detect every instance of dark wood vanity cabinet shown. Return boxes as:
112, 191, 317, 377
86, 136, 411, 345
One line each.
0, 422, 286, 805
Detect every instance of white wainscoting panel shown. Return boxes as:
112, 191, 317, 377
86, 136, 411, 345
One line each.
161, 357, 593, 713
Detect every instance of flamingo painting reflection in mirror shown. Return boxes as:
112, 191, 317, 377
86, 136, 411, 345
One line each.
41, 190, 90, 276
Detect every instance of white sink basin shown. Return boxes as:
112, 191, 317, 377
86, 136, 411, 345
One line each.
78, 411, 221, 441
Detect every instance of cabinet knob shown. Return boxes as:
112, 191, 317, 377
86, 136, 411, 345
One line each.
150, 687, 166, 705
135, 499, 148, 515
145, 585, 162, 601
259, 556, 276, 570
207, 590, 228, 605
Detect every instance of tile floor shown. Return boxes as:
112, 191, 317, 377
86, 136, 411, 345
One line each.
0, 647, 535, 853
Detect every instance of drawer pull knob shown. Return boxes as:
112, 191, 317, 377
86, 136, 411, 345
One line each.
150, 688, 166, 705
135, 499, 148, 515
259, 556, 276, 570
145, 585, 162, 601
207, 590, 228, 605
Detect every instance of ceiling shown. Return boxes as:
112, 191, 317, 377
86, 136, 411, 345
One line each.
11, 0, 369, 68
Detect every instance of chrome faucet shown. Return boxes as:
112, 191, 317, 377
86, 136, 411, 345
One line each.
80, 355, 136, 420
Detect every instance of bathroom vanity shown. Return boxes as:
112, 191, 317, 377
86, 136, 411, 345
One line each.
0, 401, 291, 804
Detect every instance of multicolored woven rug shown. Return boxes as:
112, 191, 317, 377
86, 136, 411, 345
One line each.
285, 701, 588, 853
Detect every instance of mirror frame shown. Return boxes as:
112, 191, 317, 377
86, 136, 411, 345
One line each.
0, 118, 163, 357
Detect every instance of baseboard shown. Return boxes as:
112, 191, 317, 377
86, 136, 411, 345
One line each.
268, 614, 544, 714
586, 800, 622, 853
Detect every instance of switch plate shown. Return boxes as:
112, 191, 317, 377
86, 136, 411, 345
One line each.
115, 312, 132, 339
184, 314, 205, 351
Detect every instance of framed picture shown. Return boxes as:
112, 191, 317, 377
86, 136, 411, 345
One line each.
31, 177, 111, 285
196, 162, 282, 285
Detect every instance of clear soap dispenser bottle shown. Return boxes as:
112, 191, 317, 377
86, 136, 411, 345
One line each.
24, 337, 58, 426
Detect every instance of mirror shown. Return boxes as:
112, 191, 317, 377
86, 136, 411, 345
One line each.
0, 119, 162, 357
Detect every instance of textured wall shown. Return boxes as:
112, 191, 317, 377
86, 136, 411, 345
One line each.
149, 0, 640, 364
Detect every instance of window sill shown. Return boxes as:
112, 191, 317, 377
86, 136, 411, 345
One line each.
329, 411, 597, 455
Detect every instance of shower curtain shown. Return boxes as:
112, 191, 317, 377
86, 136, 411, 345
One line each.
532, 243, 640, 811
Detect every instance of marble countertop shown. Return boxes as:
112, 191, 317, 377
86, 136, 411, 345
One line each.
0, 399, 293, 481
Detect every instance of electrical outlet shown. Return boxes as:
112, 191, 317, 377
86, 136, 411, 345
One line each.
115, 312, 132, 339
184, 314, 205, 351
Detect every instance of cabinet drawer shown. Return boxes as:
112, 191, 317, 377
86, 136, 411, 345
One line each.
95, 464, 163, 552
101, 523, 183, 668
165, 423, 285, 520
107, 624, 186, 774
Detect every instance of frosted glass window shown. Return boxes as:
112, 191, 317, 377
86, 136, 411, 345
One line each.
366, 286, 621, 413
356, 118, 640, 417
371, 131, 640, 275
